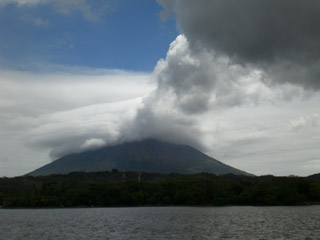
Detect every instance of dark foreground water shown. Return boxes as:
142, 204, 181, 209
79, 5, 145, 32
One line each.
0, 206, 319, 240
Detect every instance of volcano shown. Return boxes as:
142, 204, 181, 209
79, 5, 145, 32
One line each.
27, 139, 252, 176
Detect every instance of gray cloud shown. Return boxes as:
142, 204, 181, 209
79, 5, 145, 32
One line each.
134, 35, 279, 116
117, 0, 320, 173
2, 1, 320, 177
158, 0, 320, 89
1, 62, 320, 177
120, 101, 204, 151
120, 34, 288, 152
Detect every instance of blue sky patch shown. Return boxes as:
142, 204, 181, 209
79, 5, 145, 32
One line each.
0, 0, 178, 71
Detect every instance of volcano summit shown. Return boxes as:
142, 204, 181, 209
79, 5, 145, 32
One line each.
27, 139, 251, 176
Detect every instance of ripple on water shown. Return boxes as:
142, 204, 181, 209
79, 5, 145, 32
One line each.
0, 206, 320, 240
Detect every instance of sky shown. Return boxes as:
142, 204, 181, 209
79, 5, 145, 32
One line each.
1, 0, 320, 177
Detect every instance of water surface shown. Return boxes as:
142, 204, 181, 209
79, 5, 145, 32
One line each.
0, 206, 319, 239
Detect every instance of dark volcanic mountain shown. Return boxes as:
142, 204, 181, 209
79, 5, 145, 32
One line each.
27, 139, 251, 176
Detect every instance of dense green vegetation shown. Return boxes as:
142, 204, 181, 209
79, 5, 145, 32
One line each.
1, 171, 320, 207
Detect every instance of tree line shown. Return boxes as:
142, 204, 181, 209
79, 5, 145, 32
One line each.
1, 171, 320, 207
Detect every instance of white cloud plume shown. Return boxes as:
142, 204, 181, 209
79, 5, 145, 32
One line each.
1, 56, 320, 177
81, 138, 106, 151
121, 34, 320, 176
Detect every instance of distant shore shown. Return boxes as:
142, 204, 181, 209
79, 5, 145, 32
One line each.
1, 171, 320, 208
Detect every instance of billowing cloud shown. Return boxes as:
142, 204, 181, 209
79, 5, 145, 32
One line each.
121, 34, 310, 155
158, 0, 320, 89
1, 57, 320, 176
151, 35, 281, 113
1, 1, 320, 177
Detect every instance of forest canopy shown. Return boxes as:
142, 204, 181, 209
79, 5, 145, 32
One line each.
1, 171, 320, 208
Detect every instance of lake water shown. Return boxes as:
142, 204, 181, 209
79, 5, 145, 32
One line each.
0, 206, 319, 240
